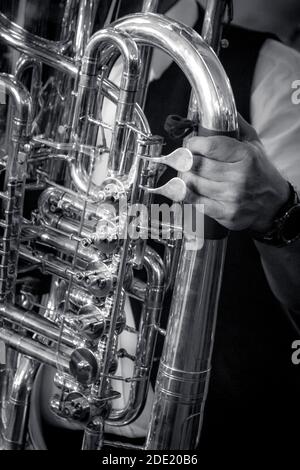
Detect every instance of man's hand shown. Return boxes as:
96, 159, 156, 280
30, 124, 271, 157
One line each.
183, 116, 290, 232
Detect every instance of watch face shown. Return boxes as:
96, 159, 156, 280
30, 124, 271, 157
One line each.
281, 204, 300, 243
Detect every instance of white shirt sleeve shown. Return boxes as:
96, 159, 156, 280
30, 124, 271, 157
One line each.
251, 39, 300, 189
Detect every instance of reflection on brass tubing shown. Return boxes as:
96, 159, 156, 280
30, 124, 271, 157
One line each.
127, 279, 147, 301
78, 28, 141, 177
106, 12, 238, 450
103, 440, 144, 450
0, 305, 77, 349
138, 0, 159, 108
1, 347, 19, 433
0, 74, 32, 302
74, 0, 100, 61
40, 230, 99, 262
23, 226, 100, 263
38, 187, 103, 228
0, 3, 238, 452
0, 364, 6, 431
70, 77, 150, 195
202, 0, 229, 51
0, 74, 32, 131
0, 13, 151, 169
1, 357, 38, 450
0, 11, 71, 52
146, 239, 229, 450
19, 246, 112, 298
113, 14, 237, 132
69, 288, 95, 307
19, 247, 85, 285
0, 13, 77, 76
107, 247, 164, 425
0, 16, 150, 136
0, 329, 70, 373
15, 56, 42, 118
165, 239, 182, 291
101, 78, 150, 135
142, 0, 159, 13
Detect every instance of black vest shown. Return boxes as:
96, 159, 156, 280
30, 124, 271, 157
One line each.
144, 19, 300, 454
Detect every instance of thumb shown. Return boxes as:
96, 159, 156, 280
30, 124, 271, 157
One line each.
238, 113, 259, 143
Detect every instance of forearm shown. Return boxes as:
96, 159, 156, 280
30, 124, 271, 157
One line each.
255, 239, 300, 314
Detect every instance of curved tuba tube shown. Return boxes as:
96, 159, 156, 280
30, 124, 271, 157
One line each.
112, 12, 238, 450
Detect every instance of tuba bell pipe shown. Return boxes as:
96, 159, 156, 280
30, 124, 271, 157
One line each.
110, 12, 238, 450
1, 356, 38, 450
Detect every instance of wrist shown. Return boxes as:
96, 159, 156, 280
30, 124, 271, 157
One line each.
254, 180, 291, 233
250, 182, 300, 247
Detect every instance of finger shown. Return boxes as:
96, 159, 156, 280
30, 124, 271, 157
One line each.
187, 136, 245, 163
191, 154, 238, 182
183, 171, 232, 202
238, 113, 259, 142
185, 187, 225, 221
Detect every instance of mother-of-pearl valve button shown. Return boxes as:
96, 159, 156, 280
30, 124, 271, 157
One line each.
140, 147, 193, 202
141, 147, 193, 173
142, 177, 187, 203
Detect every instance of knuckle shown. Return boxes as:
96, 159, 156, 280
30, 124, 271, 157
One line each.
207, 136, 223, 153
226, 204, 239, 224
233, 174, 250, 198
222, 182, 237, 202
224, 183, 243, 205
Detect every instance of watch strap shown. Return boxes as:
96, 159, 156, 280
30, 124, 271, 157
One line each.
251, 182, 300, 247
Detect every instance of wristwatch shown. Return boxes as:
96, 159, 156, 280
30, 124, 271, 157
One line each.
252, 182, 300, 247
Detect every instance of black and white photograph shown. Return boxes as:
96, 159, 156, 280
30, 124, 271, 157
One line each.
0, 0, 300, 461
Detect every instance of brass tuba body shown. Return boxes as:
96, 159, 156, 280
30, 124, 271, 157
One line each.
0, 0, 237, 450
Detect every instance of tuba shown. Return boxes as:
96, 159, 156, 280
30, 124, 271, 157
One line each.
0, 0, 237, 450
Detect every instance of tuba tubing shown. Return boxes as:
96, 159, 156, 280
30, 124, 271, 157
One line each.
112, 12, 238, 450
0, 1, 237, 450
